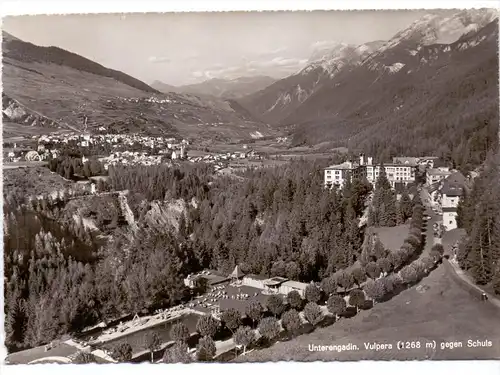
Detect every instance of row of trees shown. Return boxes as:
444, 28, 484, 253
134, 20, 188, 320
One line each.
456, 152, 500, 291
163, 238, 445, 364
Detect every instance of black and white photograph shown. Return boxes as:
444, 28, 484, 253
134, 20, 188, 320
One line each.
1, 4, 500, 368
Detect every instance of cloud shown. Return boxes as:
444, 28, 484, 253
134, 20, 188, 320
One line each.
188, 56, 308, 82
310, 40, 344, 50
258, 46, 288, 57
148, 56, 171, 64
248, 56, 307, 69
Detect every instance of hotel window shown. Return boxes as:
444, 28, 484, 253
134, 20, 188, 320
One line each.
327, 170, 332, 175
335, 171, 340, 175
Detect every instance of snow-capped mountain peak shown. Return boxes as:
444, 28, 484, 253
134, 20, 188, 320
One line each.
300, 40, 384, 77
375, 8, 497, 55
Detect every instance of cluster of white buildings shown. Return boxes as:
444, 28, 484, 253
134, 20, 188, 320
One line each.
4, 143, 61, 163
98, 151, 168, 169
37, 132, 189, 152
324, 154, 437, 189
187, 150, 259, 164
184, 268, 309, 298
428, 170, 468, 231
27, 132, 190, 167
120, 96, 175, 104
241, 275, 308, 298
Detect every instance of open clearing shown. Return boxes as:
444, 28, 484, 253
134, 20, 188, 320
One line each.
235, 261, 500, 362
372, 224, 410, 252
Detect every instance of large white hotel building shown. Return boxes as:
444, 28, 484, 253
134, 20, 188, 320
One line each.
324, 154, 421, 189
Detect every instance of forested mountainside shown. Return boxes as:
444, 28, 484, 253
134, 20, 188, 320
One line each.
4, 157, 374, 351
457, 151, 500, 291
238, 10, 498, 171
288, 20, 499, 172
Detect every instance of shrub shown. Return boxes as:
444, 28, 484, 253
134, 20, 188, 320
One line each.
412, 259, 427, 277
196, 315, 219, 338
388, 251, 403, 269
493, 273, 500, 295
287, 290, 303, 310
267, 294, 285, 318
387, 273, 403, 290
221, 308, 242, 334
400, 264, 419, 284
258, 317, 281, 341
348, 289, 366, 312
111, 342, 132, 362
303, 302, 323, 326
421, 256, 435, 271
163, 342, 192, 363
336, 270, 355, 291
144, 332, 161, 362
380, 276, 395, 294
327, 294, 346, 318
234, 326, 255, 355
409, 227, 422, 239
363, 279, 386, 303
171, 322, 190, 344
305, 283, 322, 303
281, 309, 301, 336
429, 249, 442, 262
406, 235, 421, 249
246, 300, 263, 326
73, 351, 96, 364
365, 261, 381, 279
351, 267, 367, 286
376, 257, 392, 275
196, 336, 216, 362
431, 243, 445, 256
320, 276, 338, 296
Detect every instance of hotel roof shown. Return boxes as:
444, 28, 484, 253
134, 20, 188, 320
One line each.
427, 168, 452, 176
324, 161, 359, 170
392, 157, 419, 166
282, 280, 308, 290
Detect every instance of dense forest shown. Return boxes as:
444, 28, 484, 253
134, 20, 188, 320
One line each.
48, 156, 107, 180
4, 157, 375, 351
456, 151, 500, 293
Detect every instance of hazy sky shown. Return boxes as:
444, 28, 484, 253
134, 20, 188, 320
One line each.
3, 10, 453, 86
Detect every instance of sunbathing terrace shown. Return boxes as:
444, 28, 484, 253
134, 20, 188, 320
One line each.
186, 269, 309, 316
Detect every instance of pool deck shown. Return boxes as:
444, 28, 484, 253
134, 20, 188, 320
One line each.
90, 308, 205, 345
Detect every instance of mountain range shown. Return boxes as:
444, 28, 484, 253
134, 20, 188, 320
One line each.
2, 9, 498, 167
152, 76, 276, 99
1, 31, 273, 142
238, 9, 499, 168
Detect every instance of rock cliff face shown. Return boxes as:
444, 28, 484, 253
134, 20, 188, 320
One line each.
144, 199, 188, 232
